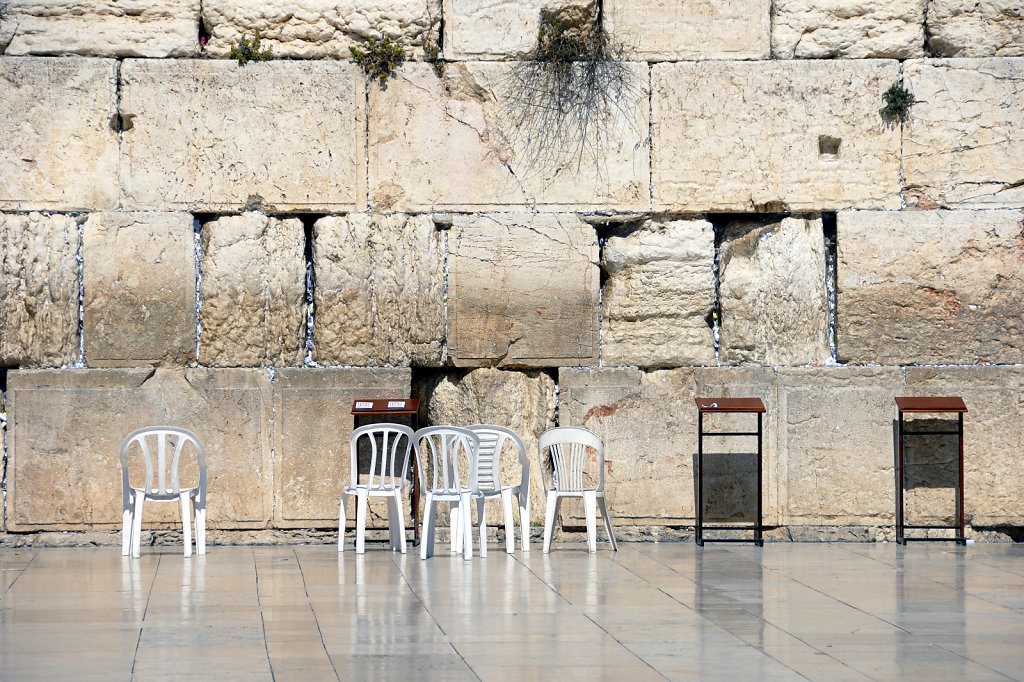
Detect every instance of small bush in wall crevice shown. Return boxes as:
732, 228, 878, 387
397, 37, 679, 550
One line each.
229, 29, 273, 65
350, 34, 406, 86
880, 82, 915, 124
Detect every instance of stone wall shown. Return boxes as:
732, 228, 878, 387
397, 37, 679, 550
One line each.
1, 1, 1022, 540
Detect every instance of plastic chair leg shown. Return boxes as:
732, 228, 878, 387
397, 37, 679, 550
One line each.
450, 499, 462, 555
501, 489, 515, 554
543, 494, 559, 553
420, 493, 436, 560
122, 495, 134, 556
338, 490, 350, 552
460, 492, 473, 560
355, 489, 369, 554
388, 493, 407, 554
195, 500, 206, 555
583, 491, 598, 553
180, 492, 193, 558
476, 497, 488, 558
131, 494, 145, 559
518, 490, 530, 553
598, 496, 617, 551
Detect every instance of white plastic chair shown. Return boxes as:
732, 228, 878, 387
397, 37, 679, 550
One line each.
538, 426, 617, 553
120, 427, 206, 558
417, 426, 479, 560
339, 423, 416, 554
468, 425, 530, 556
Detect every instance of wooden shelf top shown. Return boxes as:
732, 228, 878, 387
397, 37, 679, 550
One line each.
695, 397, 765, 413
895, 397, 967, 413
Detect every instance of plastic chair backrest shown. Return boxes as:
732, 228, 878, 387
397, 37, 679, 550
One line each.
349, 423, 415, 491
415, 426, 480, 494
538, 427, 604, 493
467, 425, 527, 494
120, 427, 206, 496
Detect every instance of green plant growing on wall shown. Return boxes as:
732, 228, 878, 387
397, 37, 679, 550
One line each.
424, 38, 444, 77
350, 34, 406, 86
880, 82, 915, 123
229, 29, 273, 65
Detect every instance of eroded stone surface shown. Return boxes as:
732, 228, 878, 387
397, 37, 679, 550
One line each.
203, 0, 439, 59
0, 57, 118, 211
559, 367, 779, 527
838, 210, 1024, 365
601, 219, 716, 367
313, 214, 445, 367
903, 58, 1024, 209
652, 60, 901, 212
928, 1, 1024, 57
719, 216, 829, 366
119, 59, 365, 212
778, 367, 904, 525
83, 212, 196, 368
0, 213, 80, 368
449, 213, 599, 367
442, 0, 593, 60
7, 368, 272, 530
369, 62, 649, 212
199, 214, 306, 368
605, 0, 770, 61
772, 0, 926, 59
273, 368, 411, 528
2, 0, 199, 57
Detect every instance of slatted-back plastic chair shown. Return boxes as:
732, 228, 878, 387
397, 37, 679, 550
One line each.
467, 425, 530, 555
416, 426, 480, 560
120, 427, 206, 558
538, 426, 617, 553
340, 423, 416, 554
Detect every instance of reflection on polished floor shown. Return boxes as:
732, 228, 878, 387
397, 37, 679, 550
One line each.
1, 541, 1023, 680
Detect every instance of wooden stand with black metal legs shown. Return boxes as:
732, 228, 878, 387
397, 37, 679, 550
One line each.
895, 397, 967, 546
695, 398, 765, 547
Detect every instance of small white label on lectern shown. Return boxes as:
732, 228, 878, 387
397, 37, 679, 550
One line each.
387, 400, 406, 409
355, 401, 373, 409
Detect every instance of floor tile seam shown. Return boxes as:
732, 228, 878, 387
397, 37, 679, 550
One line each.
512, 553, 577, 606
250, 546, 279, 680
289, 546, 340, 682
927, 640, 1020, 680
132, 553, 162, 678
580, 611, 673, 681
1, 547, 41, 596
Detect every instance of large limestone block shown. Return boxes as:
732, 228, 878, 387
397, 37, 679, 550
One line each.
559, 366, 779, 526
927, 1, 1024, 57
449, 213, 599, 368
119, 59, 366, 212
203, 0, 439, 60
425, 367, 556, 526
368, 62, 650, 212
719, 216, 830, 366
0, 57, 118, 211
313, 214, 445, 367
772, 0, 926, 59
442, 0, 592, 60
605, 0, 770, 61
273, 368, 410, 528
6, 368, 272, 530
905, 366, 1024, 526
652, 60, 901, 212
601, 219, 716, 367
777, 367, 905, 525
1, 1, 199, 57
837, 210, 1024, 365
199, 214, 306, 368
903, 59, 1024, 209
0, 213, 80, 368
83, 212, 196, 368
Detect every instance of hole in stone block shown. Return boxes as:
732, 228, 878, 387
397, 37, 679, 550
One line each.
819, 135, 841, 161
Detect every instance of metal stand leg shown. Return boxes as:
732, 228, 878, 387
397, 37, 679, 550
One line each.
958, 413, 965, 546
756, 412, 763, 547
897, 412, 905, 545
696, 411, 703, 547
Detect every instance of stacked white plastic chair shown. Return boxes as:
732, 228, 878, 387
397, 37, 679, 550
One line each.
538, 426, 617, 553
467, 425, 530, 555
417, 426, 480, 560
120, 427, 206, 558
339, 423, 416, 554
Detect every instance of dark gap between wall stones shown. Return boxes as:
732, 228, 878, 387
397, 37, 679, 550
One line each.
823, 212, 838, 363
298, 214, 325, 366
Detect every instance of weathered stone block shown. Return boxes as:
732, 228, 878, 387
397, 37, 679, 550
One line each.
601, 219, 716, 367
777, 367, 904, 525
368, 62, 649, 212
2, 0, 199, 57
837, 210, 1024, 365
199, 214, 306, 368
7, 368, 272, 530
273, 368, 411, 528
772, 0, 926, 59
652, 60, 901, 212
903, 58, 1024, 209
425, 368, 556, 525
0, 57, 118, 211
605, 0, 770, 61
442, 0, 592, 60
927, 1, 1024, 57
313, 214, 445, 367
558, 366, 779, 526
1, 213, 80, 368
719, 216, 829, 366
203, 0, 439, 59
119, 59, 366, 212
83, 212, 196, 368
449, 213, 599, 367
905, 366, 1024, 526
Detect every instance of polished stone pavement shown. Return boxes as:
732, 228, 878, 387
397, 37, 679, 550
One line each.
1, 541, 1022, 681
